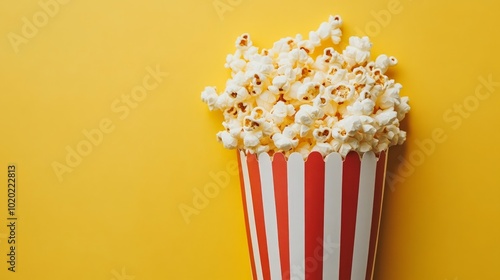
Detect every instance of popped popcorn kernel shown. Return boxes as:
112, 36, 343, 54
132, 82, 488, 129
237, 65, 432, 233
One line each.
201, 87, 219, 111
313, 126, 332, 143
343, 36, 372, 68
272, 129, 299, 152
201, 15, 410, 158
236, 33, 252, 50
375, 54, 398, 74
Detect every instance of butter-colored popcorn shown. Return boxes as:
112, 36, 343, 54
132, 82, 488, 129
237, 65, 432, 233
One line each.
201, 15, 410, 158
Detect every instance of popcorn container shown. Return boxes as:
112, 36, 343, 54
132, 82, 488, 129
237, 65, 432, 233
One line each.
237, 150, 388, 280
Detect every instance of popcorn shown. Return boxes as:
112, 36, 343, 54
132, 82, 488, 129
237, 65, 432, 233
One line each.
243, 131, 262, 147
235, 33, 253, 51
396, 96, 410, 121
295, 104, 323, 137
377, 81, 403, 109
314, 47, 343, 72
317, 15, 343, 43
201, 87, 219, 111
347, 99, 375, 116
271, 101, 295, 125
343, 36, 373, 67
335, 116, 362, 137
272, 129, 299, 152
296, 141, 312, 158
246, 54, 274, 75
201, 15, 410, 158
296, 82, 322, 102
374, 109, 398, 126
313, 126, 332, 143
225, 51, 246, 73
225, 84, 249, 104
326, 83, 355, 105
217, 131, 238, 149
326, 66, 348, 85
375, 54, 398, 74
312, 142, 334, 156
224, 118, 243, 138
255, 90, 277, 111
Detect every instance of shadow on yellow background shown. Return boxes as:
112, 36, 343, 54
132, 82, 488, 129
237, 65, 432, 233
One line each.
1, 0, 499, 279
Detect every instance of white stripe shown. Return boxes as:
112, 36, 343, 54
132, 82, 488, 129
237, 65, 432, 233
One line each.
323, 153, 343, 280
368, 151, 389, 280
351, 152, 377, 280
287, 153, 305, 280
240, 151, 264, 280
258, 153, 282, 280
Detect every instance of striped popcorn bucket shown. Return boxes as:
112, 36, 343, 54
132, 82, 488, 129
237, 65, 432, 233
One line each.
237, 150, 388, 280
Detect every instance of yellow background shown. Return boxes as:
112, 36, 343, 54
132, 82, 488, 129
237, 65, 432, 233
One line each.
1, 0, 499, 279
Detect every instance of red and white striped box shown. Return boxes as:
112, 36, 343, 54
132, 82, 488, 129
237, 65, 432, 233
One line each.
237, 150, 388, 280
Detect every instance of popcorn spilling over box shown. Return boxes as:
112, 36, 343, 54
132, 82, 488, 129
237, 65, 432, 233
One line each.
201, 15, 409, 280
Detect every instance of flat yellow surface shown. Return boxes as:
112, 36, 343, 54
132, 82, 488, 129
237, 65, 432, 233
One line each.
1, 0, 499, 279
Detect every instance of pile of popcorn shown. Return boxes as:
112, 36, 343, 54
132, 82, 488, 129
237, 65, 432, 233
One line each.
201, 15, 410, 158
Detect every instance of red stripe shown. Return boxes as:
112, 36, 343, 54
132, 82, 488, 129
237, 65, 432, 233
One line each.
272, 153, 291, 280
247, 153, 271, 280
339, 152, 362, 279
305, 152, 326, 280
237, 151, 258, 280
365, 151, 387, 280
